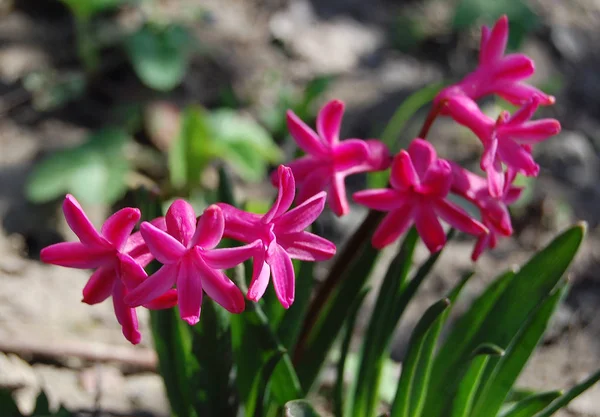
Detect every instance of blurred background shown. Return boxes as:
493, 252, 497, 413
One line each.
0, 0, 599, 416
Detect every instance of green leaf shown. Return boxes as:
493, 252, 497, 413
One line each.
209, 110, 282, 182
390, 298, 451, 417
278, 262, 315, 350
470, 283, 568, 417
169, 106, 212, 190
452, 0, 539, 49
351, 228, 419, 417
284, 400, 323, 417
26, 128, 130, 205
126, 24, 192, 91
335, 288, 371, 417
295, 229, 381, 390
246, 349, 286, 417
423, 223, 586, 417
150, 307, 194, 417
450, 344, 505, 417
189, 299, 236, 417
499, 391, 562, 417
407, 271, 474, 417
231, 300, 302, 413
534, 369, 600, 417
60, 0, 126, 19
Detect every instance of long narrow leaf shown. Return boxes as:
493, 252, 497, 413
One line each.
335, 288, 371, 417
534, 368, 600, 417
246, 349, 286, 417
423, 223, 585, 417
390, 298, 450, 417
470, 283, 568, 417
450, 344, 505, 417
352, 228, 419, 417
409, 271, 474, 417
499, 391, 562, 417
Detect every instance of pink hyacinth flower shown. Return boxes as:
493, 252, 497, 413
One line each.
445, 96, 561, 197
353, 139, 488, 252
125, 201, 260, 325
450, 163, 523, 260
219, 165, 336, 308
279, 99, 391, 216
40, 195, 177, 344
436, 15, 554, 107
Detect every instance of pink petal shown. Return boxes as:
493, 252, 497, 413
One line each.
283, 156, 323, 183
100, 207, 140, 251
277, 231, 336, 261
500, 119, 561, 144
124, 263, 178, 307
140, 221, 186, 264
247, 249, 270, 302
494, 54, 535, 81
201, 240, 262, 269
419, 159, 452, 197
82, 266, 115, 305
434, 199, 489, 236
143, 289, 178, 310
445, 96, 493, 141
507, 97, 540, 125
317, 99, 344, 145
286, 110, 329, 157
124, 217, 166, 267
372, 203, 415, 249
40, 242, 112, 269
480, 15, 508, 65
471, 233, 491, 261
112, 280, 141, 345
332, 139, 369, 173
276, 191, 327, 232
415, 204, 446, 253
177, 255, 203, 325
448, 162, 486, 201
364, 139, 392, 171
497, 137, 539, 176
486, 157, 506, 199
295, 168, 330, 205
408, 139, 437, 178
353, 189, 405, 211
267, 244, 295, 309
481, 202, 513, 236
495, 82, 555, 106
263, 165, 296, 223
166, 199, 197, 247
191, 205, 224, 250
63, 195, 109, 247
117, 253, 148, 290
505, 186, 523, 205
218, 203, 261, 243
390, 151, 419, 190
193, 249, 245, 314
479, 25, 491, 65
328, 173, 350, 217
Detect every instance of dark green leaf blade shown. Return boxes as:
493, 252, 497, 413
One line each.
534, 369, 600, 417
423, 223, 585, 417
390, 298, 451, 417
470, 283, 568, 417
499, 391, 562, 417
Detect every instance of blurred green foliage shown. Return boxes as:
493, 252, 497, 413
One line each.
126, 23, 194, 92
26, 128, 131, 205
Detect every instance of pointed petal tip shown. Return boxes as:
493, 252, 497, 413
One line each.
183, 316, 200, 326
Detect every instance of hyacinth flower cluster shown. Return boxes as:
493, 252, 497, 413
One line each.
40, 15, 560, 344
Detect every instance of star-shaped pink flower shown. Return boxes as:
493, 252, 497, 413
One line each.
40, 195, 177, 344
125, 200, 260, 325
353, 139, 488, 252
435, 15, 554, 107
445, 96, 561, 197
279, 99, 391, 216
450, 163, 523, 260
220, 165, 336, 308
